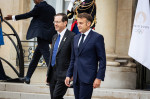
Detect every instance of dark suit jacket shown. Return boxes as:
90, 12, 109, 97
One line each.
47, 29, 75, 82
15, 1, 56, 43
66, 30, 106, 84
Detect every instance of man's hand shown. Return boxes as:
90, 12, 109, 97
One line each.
4, 15, 12, 20
65, 77, 71, 87
93, 78, 101, 88
70, 76, 73, 81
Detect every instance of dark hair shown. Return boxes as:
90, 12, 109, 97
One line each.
77, 13, 93, 23
55, 13, 68, 23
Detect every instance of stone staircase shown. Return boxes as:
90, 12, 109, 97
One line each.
0, 82, 150, 99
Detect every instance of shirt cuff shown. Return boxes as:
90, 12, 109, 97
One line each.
96, 78, 102, 81
12, 15, 16, 21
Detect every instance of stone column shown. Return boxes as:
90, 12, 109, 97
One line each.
56, 0, 64, 13
96, 0, 120, 66
18, 0, 31, 41
115, 0, 137, 67
95, 0, 137, 89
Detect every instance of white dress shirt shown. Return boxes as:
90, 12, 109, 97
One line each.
78, 28, 91, 46
12, 15, 16, 21
58, 28, 67, 47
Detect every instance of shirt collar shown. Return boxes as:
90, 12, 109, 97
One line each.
39, 1, 45, 4
58, 28, 67, 37
81, 28, 91, 36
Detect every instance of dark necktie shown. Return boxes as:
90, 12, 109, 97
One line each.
51, 34, 60, 67
79, 34, 85, 50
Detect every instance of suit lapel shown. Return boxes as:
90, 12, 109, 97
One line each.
78, 30, 92, 55
74, 34, 80, 55
57, 29, 69, 54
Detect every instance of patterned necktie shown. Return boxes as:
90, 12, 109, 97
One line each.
78, 34, 85, 50
51, 34, 61, 66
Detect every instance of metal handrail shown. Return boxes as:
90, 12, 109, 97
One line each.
1, 20, 24, 77
0, 57, 20, 77
3, 32, 20, 60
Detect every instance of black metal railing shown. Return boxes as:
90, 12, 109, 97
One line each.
20, 40, 46, 67
0, 20, 24, 78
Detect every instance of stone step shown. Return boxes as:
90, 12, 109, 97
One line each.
0, 91, 75, 99
67, 88, 150, 99
92, 89, 150, 99
0, 83, 99, 99
0, 91, 99, 99
0, 82, 50, 94
0, 83, 150, 99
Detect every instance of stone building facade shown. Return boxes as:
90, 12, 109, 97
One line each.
0, 0, 138, 89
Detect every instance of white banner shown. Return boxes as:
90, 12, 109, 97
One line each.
128, 0, 150, 69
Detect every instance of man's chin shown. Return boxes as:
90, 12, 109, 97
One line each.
55, 28, 59, 31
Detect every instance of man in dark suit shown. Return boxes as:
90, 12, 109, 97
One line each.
47, 13, 75, 99
5, 0, 56, 84
65, 13, 106, 99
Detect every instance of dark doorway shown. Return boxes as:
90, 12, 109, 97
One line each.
136, 62, 150, 90
144, 67, 150, 89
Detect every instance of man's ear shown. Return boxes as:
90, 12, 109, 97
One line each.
87, 21, 91, 27
65, 21, 68, 26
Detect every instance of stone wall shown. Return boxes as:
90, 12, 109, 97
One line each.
0, 0, 138, 88
0, 0, 30, 78
116, 0, 137, 58
96, 0, 137, 89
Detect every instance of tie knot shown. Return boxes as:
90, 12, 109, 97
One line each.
58, 34, 61, 37
81, 34, 85, 38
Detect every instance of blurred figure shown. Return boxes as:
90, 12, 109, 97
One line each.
0, 8, 4, 45
67, 0, 96, 34
0, 60, 7, 81
0, 9, 7, 81
5, 0, 56, 84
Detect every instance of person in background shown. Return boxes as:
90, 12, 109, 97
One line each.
0, 8, 4, 46
0, 9, 10, 81
0, 60, 7, 81
4, 0, 56, 84
67, 0, 96, 34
